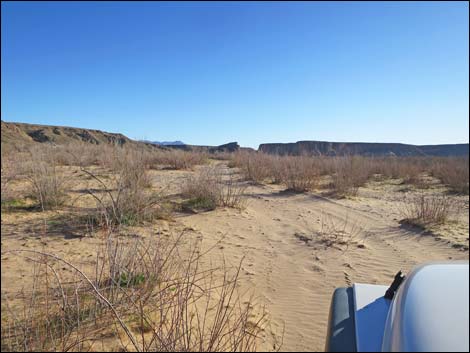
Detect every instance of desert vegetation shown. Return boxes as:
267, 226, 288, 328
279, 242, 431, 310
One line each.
1, 234, 265, 352
1, 144, 265, 352
328, 156, 371, 196
430, 157, 470, 194
294, 212, 365, 251
1, 154, 17, 204
23, 149, 68, 211
78, 152, 164, 230
400, 193, 457, 228
182, 167, 247, 211
229, 151, 469, 196
152, 149, 209, 170
1, 142, 468, 351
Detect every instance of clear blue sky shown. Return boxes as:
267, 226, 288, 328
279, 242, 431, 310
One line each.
2, 1, 469, 148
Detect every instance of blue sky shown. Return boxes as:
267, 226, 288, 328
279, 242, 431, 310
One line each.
1, 1, 469, 148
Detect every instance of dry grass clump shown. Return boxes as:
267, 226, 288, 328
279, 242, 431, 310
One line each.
22, 149, 68, 211
400, 193, 456, 228
1, 234, 265, 352
182, 167, 246, 211
294, 212, 365, 252
316, 213, 365, 251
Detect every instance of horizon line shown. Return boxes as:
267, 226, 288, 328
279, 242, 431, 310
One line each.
3, 119, 469, 148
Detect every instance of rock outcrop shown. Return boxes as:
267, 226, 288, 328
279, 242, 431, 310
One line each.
258, 140, 468, 157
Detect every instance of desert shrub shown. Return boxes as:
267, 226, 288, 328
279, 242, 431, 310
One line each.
148, 149, 208, 170
258, 154, 321, 192
211, 151, 234, 161
276, 156, 319, 192
394, 160, 421, 184
93, 144, 139, 171
53, 142, 103, 166
217, 171, 248, 208
431, 157, 469, 194
265, 155, 284, 184
400, 193, 455, 227
80, 150, 162, 229
110, 149, 153, 188
394, 159, 425, 186
233, 153, 371, 192
230, 151, 273, 183
306, 156, 335, 177
23, 150, 67, 210
1, 154, 18, 204
375, 157, 419, 180
182, 167, 246, 211
368, 157, 436, 188
1, 234, 266, 352
231, 153, 468, 195
370, 156, 469, 190
95, 143, 120, 170
182, 168, 219, 211
330, 156, 372, 196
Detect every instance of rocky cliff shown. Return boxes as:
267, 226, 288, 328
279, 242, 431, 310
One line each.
1, 121, 241, 154
258, 140, 469, 157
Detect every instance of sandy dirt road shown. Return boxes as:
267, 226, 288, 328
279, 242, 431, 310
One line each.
178, 179, 469, 351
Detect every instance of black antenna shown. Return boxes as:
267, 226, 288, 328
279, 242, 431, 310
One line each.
384, 271, 406, 300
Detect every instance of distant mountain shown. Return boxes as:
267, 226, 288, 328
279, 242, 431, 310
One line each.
3, 121, 467, 157
1, 120, 142, 151
417, 144, 469, 157
143, 140, 185, 146
162, 142, 241, 153
1, 121, 240, 154
142, 140, 241, 152
258, 141, 469, 157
